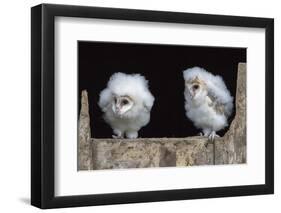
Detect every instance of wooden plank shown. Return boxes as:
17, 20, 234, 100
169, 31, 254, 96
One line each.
78, 90, 93, 170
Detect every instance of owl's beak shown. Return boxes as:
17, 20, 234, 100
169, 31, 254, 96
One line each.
189, 90, 195, 99
112, 104, 121, 115
115, 107, 121, 113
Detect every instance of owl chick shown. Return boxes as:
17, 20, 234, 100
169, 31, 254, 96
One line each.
183, 67, 233, 141
98, 72, 155, 139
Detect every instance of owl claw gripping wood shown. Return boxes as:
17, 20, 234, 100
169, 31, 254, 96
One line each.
98, 72, 155, 139
183, 67, 233, 142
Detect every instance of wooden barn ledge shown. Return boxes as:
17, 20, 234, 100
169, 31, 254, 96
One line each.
78, 63, 246, 170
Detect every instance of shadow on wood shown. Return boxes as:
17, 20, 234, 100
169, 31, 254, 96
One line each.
78, 63, 246, 170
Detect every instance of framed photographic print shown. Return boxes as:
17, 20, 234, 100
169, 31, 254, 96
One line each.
31, 3, 274, 209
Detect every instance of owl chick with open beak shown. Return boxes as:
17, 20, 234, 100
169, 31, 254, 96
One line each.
183, 67, 233, 141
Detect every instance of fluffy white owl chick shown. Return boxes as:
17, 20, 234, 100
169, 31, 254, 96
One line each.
98, 72, 155, 139
183, 67, 233, 141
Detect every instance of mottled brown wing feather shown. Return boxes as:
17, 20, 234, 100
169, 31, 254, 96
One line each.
207, 93, 226, 115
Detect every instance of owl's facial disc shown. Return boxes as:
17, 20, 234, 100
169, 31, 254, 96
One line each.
186, 82, 200, 99
185, 76, 206, 99
112, 96, 134, 116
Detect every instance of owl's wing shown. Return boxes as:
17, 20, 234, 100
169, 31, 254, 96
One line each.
206, 77, 233, 117
98, 88, 112, 112
207, 92, 228, 116
142, 92, 155, 112
143, 103, 152, 112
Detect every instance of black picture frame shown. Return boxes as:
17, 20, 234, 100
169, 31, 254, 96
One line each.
31, 3, 274, 209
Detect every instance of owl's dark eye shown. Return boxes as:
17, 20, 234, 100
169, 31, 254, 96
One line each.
193, 84, 199, 90
122, 100, 129, 105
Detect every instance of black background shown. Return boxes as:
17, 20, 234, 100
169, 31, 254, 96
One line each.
78, 41, 246, 138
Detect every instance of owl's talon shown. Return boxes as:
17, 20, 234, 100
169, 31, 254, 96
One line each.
198, 132, 204, 136
112, 134, 123, 139
112, 129, 124, 139
126, 131, 138, 139
208, 131, 220, 142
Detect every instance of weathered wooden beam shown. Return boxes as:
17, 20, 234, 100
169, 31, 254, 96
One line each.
214, 63, 246, 164
78, 63, 246, 170
78, 90, 93, 170
92, 137, 214, 169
